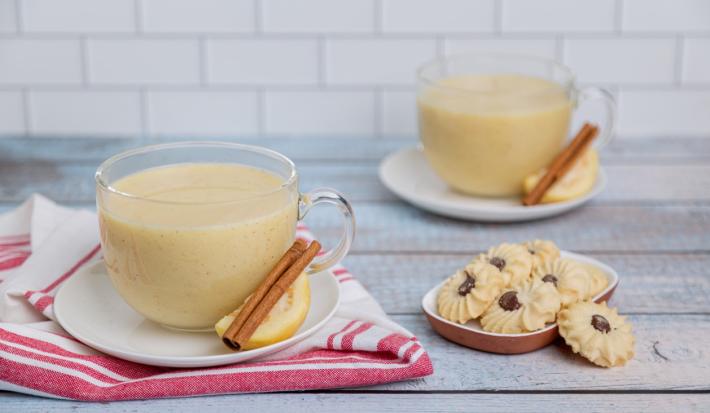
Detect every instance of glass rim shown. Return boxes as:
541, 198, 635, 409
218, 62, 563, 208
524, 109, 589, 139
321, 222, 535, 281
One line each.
95, 141, 298, 206
417, 52, 576, 96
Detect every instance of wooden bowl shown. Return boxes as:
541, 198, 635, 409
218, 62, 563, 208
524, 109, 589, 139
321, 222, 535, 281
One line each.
421, 251, 619, 354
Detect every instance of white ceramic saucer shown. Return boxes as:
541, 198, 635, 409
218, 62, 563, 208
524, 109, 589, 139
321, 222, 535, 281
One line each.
379, 147, 606, 222
54, 261, 340, 368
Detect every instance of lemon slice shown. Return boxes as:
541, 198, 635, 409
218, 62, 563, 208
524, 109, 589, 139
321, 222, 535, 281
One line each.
523, 149, 599, 204
215, 273, 310, 350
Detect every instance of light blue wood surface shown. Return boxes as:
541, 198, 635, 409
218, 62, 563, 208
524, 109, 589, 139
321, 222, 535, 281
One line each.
0, 137, 708, 412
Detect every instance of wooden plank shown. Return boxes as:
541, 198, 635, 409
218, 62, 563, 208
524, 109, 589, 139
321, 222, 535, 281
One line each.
0, 314, 707, 395
0, 392, 708, 413
342, 253, 710, 315
372, 314, 710, 391
0, 201, 706, 253
307, 203, 710, 253
2, 137, 709, 163
1, 160, 709, 204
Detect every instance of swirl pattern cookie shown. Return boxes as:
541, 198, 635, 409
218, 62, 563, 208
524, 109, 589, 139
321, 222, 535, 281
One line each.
437, 261, 505, 324
558, 301, 634, 367
532, 258, 591, 307
473, 243, 533, 287
588, 268, 609, 298
480, 279, 561, 334
524, 239, 560, 270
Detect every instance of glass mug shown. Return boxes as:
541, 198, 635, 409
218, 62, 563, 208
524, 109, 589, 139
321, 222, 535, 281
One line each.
96, 142, 355, 331
417, 53, 616, 197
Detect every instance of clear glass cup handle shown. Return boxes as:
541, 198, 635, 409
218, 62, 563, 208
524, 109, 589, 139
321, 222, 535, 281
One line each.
298, 188, 355, 274
577, 86, 617, 148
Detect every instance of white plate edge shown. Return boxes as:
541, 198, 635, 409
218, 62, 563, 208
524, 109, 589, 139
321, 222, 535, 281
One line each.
378, 146, 607, 222
54, 261, 342, 368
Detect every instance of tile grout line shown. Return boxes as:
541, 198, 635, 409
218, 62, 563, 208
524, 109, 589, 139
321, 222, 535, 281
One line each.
199, 36, 208, 86
3, 32, 710, 41
374, 88, 383, 138
615, 0, 624, 34
80, 35, 89, 86
555, 35, 564, 63
435, 35, 445, 58
374, 0, 383, 34
139, 88, 149, 137
13, 0, 22, 32
675, 35, 685, 85
21, 88, 31, 136
7, 83, 710, 92
254, 0, 263, 33
134, 0, 143, 33
318, 36, 326, 86
494, 0, 503, 34
257, 87, 266, 137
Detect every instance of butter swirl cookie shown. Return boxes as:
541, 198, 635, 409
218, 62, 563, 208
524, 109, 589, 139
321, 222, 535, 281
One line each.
588, 269, 609, 298
524, 239, 560, 270
558, 301, 635, 367
480, 279, 561, 334
532, 258, 591, 307
437, 261, 505, 324
473, 243, 533, 287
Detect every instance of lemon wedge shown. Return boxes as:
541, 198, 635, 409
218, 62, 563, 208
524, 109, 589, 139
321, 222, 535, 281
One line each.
523, 149, 599, 204
215, 273, 310, 350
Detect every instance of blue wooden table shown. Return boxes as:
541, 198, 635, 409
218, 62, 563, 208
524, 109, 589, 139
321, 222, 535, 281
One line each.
1, 137, 709, 412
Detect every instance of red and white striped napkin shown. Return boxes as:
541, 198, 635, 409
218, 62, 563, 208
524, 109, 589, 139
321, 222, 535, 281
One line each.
0, 195, 433, 401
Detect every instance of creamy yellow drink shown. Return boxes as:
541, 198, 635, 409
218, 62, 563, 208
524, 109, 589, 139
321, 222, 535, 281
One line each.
99, 163, 298, 330
418, 74, 572, 196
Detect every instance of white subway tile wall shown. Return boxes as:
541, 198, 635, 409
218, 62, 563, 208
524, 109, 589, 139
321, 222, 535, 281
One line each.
0, 0, 17, 32
28, 91, 142, 135
0, 0, 707, 138
381, 0, 495, 33
147, 91, 259, 136
264, 91, 375, 136
207, 39, 319, 84
21, 0, 136, 32
0, 91, 24, 134
87, 39, 201, 84
141, 0, 254, 33
262, 0, 375, 33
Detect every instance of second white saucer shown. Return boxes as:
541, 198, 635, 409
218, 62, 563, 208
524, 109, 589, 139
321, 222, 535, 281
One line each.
379, 146, 606, 222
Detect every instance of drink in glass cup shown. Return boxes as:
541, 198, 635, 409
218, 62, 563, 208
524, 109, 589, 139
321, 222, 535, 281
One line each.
96, 142, 354, 331
417, 54, 615, 197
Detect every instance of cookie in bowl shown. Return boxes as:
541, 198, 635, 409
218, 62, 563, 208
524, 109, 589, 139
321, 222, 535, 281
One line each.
480, 279, 562, 334
437, 261, 505, 324
524, 239, 561, 270
532, 258, 591, 307
472, 243, 533, 287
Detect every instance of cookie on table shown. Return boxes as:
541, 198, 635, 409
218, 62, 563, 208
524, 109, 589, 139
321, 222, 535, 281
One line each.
558, 301, 634, 367
437, 261, 505, 324
480, 279, 561, 334
523, 239, 560, 270
532, 258, 591, 307
472, 243, 533, 287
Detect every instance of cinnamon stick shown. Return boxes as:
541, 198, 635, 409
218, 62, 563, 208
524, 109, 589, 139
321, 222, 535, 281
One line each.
522, 123, 599, 206
222, 240, 321, 350
221, 239, 307, 349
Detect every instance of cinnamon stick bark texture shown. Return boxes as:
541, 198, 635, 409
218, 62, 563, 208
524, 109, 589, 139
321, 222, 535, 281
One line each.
223, 240, 321, 351
221, 239, 307, 349
522, 123, 599, 206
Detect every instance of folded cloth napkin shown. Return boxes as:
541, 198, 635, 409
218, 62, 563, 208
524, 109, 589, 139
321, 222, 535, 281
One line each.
0, 195, 433, 401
